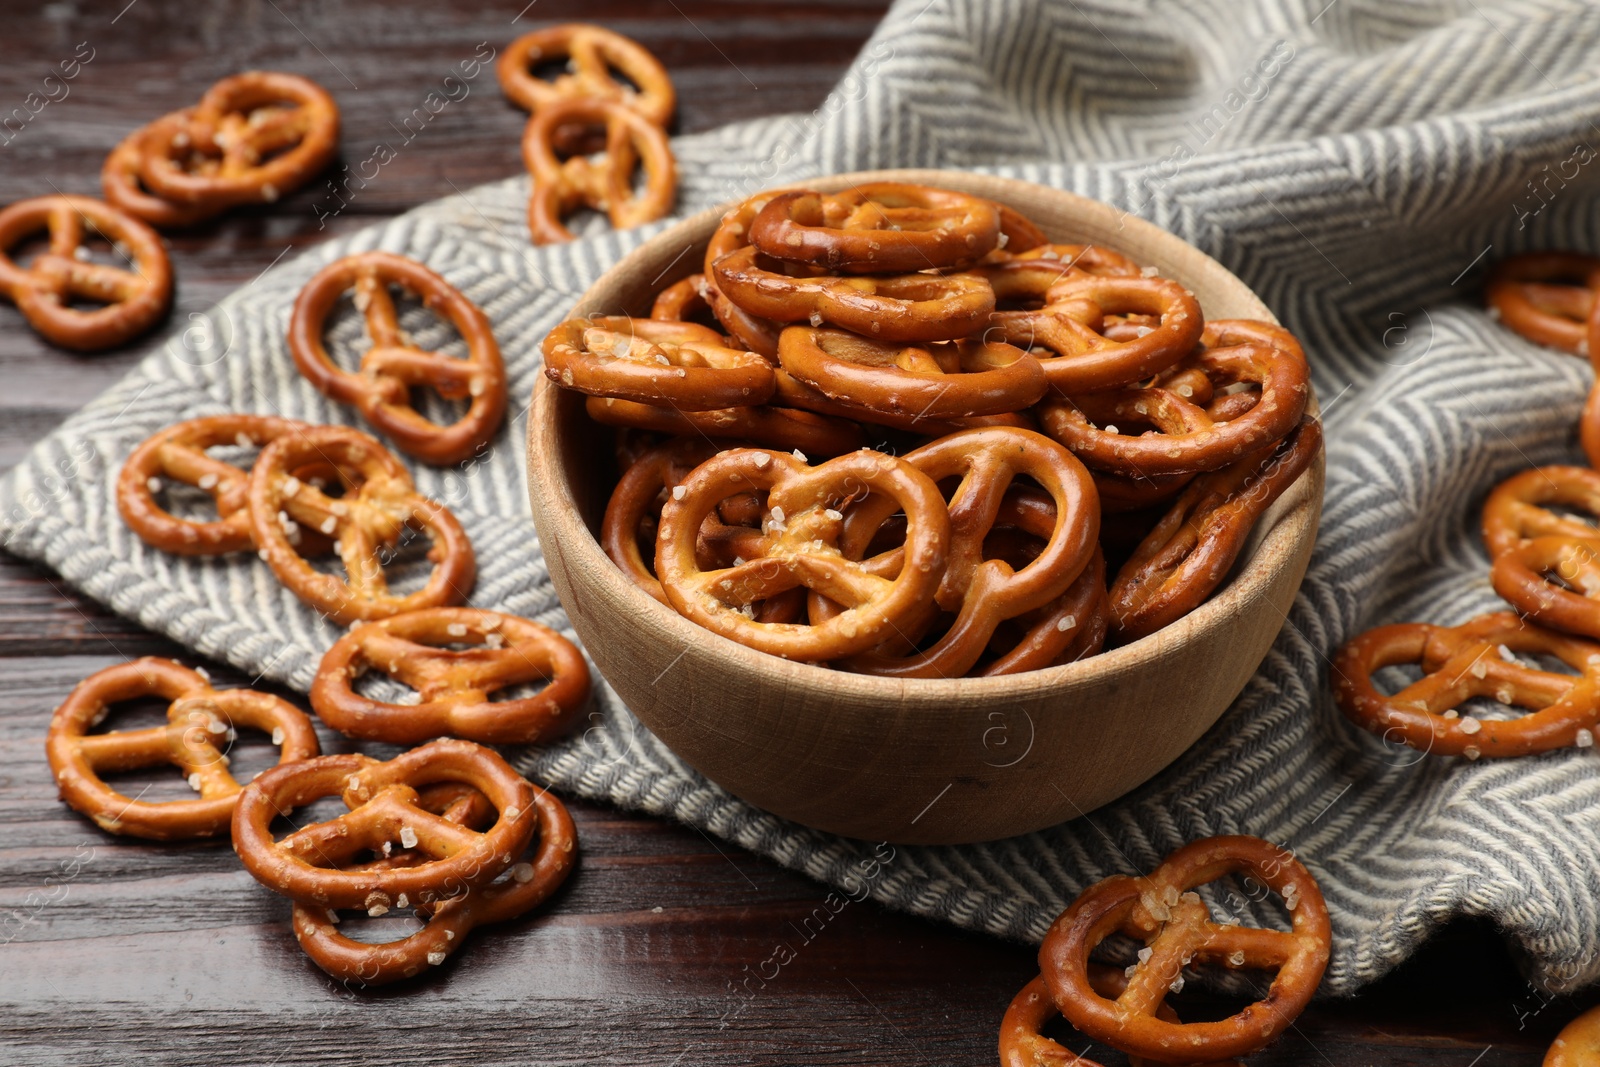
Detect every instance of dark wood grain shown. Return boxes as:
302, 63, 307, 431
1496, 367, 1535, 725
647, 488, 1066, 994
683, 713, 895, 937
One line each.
0, 2, 1586, 1064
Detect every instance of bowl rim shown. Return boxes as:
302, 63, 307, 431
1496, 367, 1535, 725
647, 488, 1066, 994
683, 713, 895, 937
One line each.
528, 168, 1323, 700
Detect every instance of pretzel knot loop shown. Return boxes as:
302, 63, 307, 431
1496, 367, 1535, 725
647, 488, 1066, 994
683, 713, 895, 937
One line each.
1039, 835, 1331, 1065
288, 251, 507, 466
102, 109, 224, 228
246, 424, 476, 625
523, 97, 676, 245
827, 427, 1100, 679
311, 607, 591, 745
747, 184, 1001, 273
1481, 465, 1600, 560
987, 272, 1203, 393
290, 779, 577, 985
136, 71, 339, 210
655, 448, 951, 661
1485, 251, 1600, 355
232, 738, 539, 910
711, 245, 996, 343
498, 23, 675, 128
0, 195, 173, 351
542, 315, 776, 409
46, 658, 320, 841
1333, 611, 1600, 758
777, 325, 1045, 420
117, 414, 308, 555
1039, 319, 1311, 477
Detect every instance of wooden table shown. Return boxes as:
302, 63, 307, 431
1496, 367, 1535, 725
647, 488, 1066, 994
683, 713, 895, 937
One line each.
0, 3, 1583, 1063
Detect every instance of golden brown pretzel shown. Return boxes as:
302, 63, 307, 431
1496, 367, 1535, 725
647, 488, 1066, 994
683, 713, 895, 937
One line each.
830, 428, 1100, 678
989, 273, 1202, 393
246, 424, 476, 625
1039, 834, 1331, 1065
1109, 415, 1321, 640
1000, 966, 1242, 1067
1482, 465, 1600, 559
497, 23, 675, 128
746, 184, 1001, 273
771, 367, 1037, 436
232, 738, 537, 910
117, 414, 308, 555
0, 195, 172, 351
101, 109, 223, 229
583, 395, 865, 457
290, 778, 576, 985
975, 243, 1142, 320
711, 244, 995, 343
1486, 252, 1600, 354
654, 448, 951, 660
777, 325, 1045, 420
137, 71, 339, 210
701, 193, 786, 358
1037, 320, 1311, 476
1333, 611, 1600, 758
523, 97, 676, 245
543, 315, 775, 409
601, 437, 718, 602
1489, 534, 1600, 640
649, 273, 719, 330
311, 608, 590, 746
46, 657, 319, 841
288, 251, 507, 466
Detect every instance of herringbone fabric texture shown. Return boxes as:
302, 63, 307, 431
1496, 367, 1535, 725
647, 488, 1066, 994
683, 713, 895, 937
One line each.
6, 0, 1600, 994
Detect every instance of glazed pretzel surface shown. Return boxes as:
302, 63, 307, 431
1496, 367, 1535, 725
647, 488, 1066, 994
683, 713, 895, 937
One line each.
649, 273, 718, 328
291, 779, 576, 985
288, 251, 507, 466
117, 414, 308, 555
497, 23, 674, 127
584, 394, 865, 456
746, 184, 1001, 273
0, 195, 172, 351
1040, 834, 1331, 1065
312, 608, 590, 745
46, 657, 319, 841
232, 738, 537, 910
833, 428, 1099, 678
1486, 251, 1600, 354
1110, 416, 1320, 641
602, 437, 718, 602
989, 273, 1202, 393
523, 97, 676, 245
1490, 534, 1600, 641
1000, 965, 1242, 1067
701, 193, 785, 357
543, 315, 775, 409
137, 71, 339, 210
711, 245, 995, 343
771, 366, 1037, 435
1482, 465, 1600, 559
246, 424, 475, 625
1038, 320, 1310, 477
1333, 611, 1600, 758
655, 448, 951, 660
101, 109, 222, 228
777, 325, 1045, 419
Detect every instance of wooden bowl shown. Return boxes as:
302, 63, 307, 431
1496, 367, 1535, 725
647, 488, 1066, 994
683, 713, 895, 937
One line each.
526, 169, 1323, 845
